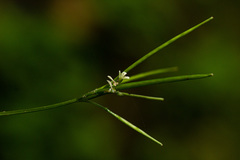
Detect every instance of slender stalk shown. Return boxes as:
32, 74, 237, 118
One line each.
123, 67, 178, 83
88, 100, 163, 146
117, 73, 213, 90
117, 91, 164, 101
0, 98, 78, 116
0, 73, 213, 116
124, 17, 213, 73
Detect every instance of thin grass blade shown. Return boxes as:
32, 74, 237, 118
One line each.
117, 91, 164, 101
123, 67, 178, 83
116, 73, 213, 90
124, 17, 213, 73
88, 100, 163, 146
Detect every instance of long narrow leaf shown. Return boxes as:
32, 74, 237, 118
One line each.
123, 67, 178, 83
116, 73, 213, 90
124, 17, 213, 73
117, 91, 164, 101
88, 100, 163, 146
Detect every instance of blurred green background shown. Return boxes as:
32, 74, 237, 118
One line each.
0, 0, 239, 160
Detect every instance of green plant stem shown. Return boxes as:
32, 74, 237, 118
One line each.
0, 18, 214, 117
123, 67, 178, 83
0, 99, 78, 116
124, 17, 213, 73
88, 100, 163, 146
116, 73, 213, 90
117, 91, 164, 101
0, 73, 213, 116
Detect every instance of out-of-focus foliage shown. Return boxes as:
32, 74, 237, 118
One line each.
0, 0, 239, 160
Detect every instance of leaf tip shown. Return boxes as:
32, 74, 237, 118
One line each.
157, 141, 163, 146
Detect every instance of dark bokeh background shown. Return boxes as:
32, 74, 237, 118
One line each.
0, 0, 239, 160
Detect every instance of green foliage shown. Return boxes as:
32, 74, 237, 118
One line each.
0, 17, 213, 146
